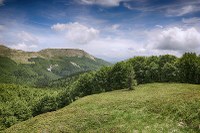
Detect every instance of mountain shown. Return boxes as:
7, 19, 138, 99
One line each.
0, 45, 98, 63
0, 45, 111, 86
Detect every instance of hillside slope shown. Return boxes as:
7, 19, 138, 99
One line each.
0, 45, 111, 86
3, 83, 200, 133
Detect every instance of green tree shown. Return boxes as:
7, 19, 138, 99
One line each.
33, 94, 59, 115
146, 61, 159, 82
161, 62, 178, 82
11, 101, 32, 121
128, 56, 147, 83
92, 66, 112, 93
179, 53, 199, 83
74, 72, 95, 97
158, 55, 177, 81
109, 62, 137, 90
127, 65, 137, 90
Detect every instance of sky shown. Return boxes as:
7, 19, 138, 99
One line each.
0, 0, 200, 62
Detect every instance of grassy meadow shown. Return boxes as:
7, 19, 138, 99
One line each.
3, 83, 200, 133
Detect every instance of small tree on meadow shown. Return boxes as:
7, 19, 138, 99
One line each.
109, 62, 137, 90
127, 63, 137, 90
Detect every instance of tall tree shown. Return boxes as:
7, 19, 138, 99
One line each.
128, 56, 147, 83
179, 53, 199, 84
109, 62, 137, 90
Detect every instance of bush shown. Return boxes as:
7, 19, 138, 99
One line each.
33, 94, 59, 115
3, 116, 18, 128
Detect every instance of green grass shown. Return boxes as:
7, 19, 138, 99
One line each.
3, 83, 200, 133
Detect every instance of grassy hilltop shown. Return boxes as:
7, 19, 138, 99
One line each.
3, 83, 200, 133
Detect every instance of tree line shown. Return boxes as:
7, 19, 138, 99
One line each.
128, 53, 200, 84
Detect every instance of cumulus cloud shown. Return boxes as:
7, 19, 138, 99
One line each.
51, 22, 99, 44
79, 0, 129, 7
147, 27, 200, 52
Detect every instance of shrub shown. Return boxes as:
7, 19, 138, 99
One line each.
33, 94, 59, 115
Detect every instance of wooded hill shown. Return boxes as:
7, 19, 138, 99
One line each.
0, 45, 111, 86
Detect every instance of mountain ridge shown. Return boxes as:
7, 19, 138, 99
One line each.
0, 45, 96, 63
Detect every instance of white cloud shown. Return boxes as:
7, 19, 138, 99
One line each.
182, 17, 200, 24
2, 14, 200, 61
82, 36, 182, 62
5, 31, 39, 51
51, 22, 99, 44
51, 23, 67, 31
111, 24, 120, 30
166, 5, 199, 16
123, 2, 134, 10
17, 31, 38, 43
81, 37, 141, 61
123, 1, 200, 17
182, 17, 200, 31
155, 25, 163, 29
79, 0, 129, 7
102, 24, 121, 34
11, 42, 37, 51
50, 23, 200, 61
0, 0, 4, 5
0, 25, 5, 31
147, 27, 200, 52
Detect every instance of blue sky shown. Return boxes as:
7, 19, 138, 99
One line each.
0, 0, 200, 62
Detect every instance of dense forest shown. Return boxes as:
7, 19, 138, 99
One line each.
1, 52, 200, 130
